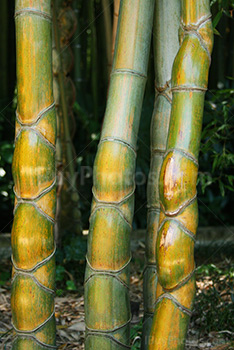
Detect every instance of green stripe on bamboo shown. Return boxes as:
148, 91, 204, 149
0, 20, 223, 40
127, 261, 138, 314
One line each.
11, 1, 56, 349
149, 1, 213, 349
142, 1, 180, 348
85, 1, 155, 349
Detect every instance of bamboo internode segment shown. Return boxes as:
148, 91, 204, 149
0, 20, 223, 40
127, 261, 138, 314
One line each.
11, 1, 56, 349
85, 1, 155, 349
142, 1, 180, 349
149, 1, 213, 349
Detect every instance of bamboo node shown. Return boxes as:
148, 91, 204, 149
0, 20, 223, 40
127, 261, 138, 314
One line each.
15, 8, 52, 22
91, 204, 132, 228
11, 245, 56, 273
155, 80, 171, 93
164, 148, 199, 166
161, 270, 195, 294
171, 85, 207, 93
12, 335, 57, 349
100, 137, 137, 155
13, 178, 56, 202
160, 193, 197, 217
86, 332, 131, 349
86, 316, 132, 333
112, 68, 147, 80
158, 218, 196, 242
180, 15, 212, 63
12, 308, 55, 334
92, 185, 135, 206
155, 293, 192, 316
16, 102, 55, 127
181, 14, 212, 32
86, 254, 131, 274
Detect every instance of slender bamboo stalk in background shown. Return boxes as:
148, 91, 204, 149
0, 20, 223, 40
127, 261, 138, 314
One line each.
53, 0, 82, 239
73, 0, 85, 107
53, 2, 76, 188
0, 0, 8, 105
87, 0, 99, 120
149, 1, 213, 349
101, 0, 112, 78
142, 1, 180, 348
84, 1, 155, 349
112, 0, 120, 60
11, 1, 56, 348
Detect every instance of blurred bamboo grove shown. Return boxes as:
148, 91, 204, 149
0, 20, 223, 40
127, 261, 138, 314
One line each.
0, 0, 234, 234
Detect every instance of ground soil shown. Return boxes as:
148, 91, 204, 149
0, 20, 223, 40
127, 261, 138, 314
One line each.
0, 242, 233, 350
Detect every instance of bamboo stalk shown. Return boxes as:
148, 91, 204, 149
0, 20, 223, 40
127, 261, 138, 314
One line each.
149, 1, 213, 349
73, 0, 85, 106
142, 1, 180, 348
112, 0, 120, 60
101, 0, 112, 78
87, 0, 99, 120
53, 1, 76, 188
84, 1, 155, 349
11, 1, 56, 349
0, 0, 8, 105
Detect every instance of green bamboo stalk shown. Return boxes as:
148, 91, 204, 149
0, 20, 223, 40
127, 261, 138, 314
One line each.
101, 0, 112, 78
0, 0, 8, 106
84, 1, 155, 349
11, 1, 56, 349
53, 2, 76, 187
73, 0, 85, 106
142, 1, 180, 348
149, 1, 214, 349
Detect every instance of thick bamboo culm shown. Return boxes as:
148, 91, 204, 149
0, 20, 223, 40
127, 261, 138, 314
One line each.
149, 1, 213, 349
142, 1, 180, 349
84, 1, 155, 349
11, 1, 56, 349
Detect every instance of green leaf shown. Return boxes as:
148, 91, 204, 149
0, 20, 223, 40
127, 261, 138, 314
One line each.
213, 27, 222, 36
225, 185, 234, 192
56, 265, 65, 282
0, 143, 13, 164
228, 175, 234, 186
219, 180, 225, 197
213, 11, 222, 28
56, 289, 64, 296
66, 280, 76, 291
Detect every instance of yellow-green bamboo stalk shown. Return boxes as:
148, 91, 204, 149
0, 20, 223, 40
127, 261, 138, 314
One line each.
11, 1, 56, 349
149, 1, 213, 349
142, 1, 180, 348
85, 1, 155, 349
